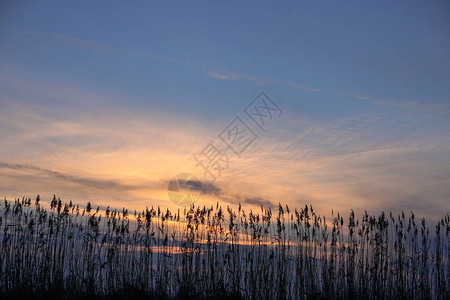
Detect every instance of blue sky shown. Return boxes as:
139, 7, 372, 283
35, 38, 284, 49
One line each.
0, 1, 449, 219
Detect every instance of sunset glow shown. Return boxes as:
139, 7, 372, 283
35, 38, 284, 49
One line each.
1, 1, 449, 299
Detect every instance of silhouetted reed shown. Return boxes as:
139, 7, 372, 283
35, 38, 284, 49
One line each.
0, 195, 448, 299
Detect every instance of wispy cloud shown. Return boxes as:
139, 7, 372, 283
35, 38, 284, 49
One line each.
344, 93, 370, 100
0, 85, 448, 219
232, 196, 274, 208
372, 98, 450, 117
6, 27, 446, 116
0, 161, 154, 191
1, 30, 449, 219
203, 67, 320, 91
5, 28, 321, 93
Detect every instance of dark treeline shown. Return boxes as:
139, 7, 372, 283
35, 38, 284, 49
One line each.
0, 195, 449, 299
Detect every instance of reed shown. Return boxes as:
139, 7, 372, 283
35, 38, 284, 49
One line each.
0, 195, 448, 299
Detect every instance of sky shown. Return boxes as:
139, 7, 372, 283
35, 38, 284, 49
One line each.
0, 1, 449, 220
